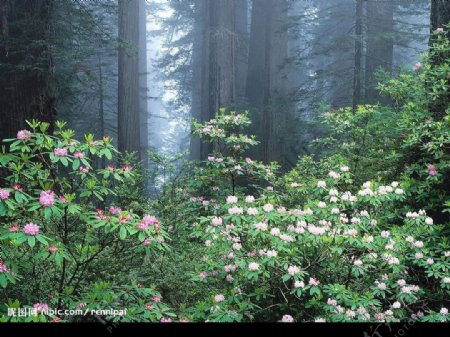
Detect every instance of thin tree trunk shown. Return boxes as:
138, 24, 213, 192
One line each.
352, 0, 363, 110
365, 0, 394, 104
118, 0, 141, 159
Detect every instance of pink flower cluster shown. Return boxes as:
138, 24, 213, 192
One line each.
39, 190, 55, 207
0, 259, 8, 273
54, 148, 68, 157
0, 189, 10, 200
17, 130, 31, 140
24, 223, 40, 236
428, 164, 437, 176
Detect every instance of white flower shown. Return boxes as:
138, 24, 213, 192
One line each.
392, 301, 401, 309
287, 265, 300, 276
443, 277, 450, 284
394, 188, 404, 195
247, 207, 258, 216
381, 231, 390, 238
331, 208, 340, 214
290, 182, 300, 187
245, 195, 255, 203
281, 315, 294, 322
318, 201, 327, 208
363, 181, 371, 189
315, 318, 326, 322
377, 282, 387, 290
414, 241, 424, 248
397, 279, 406, 287
427, 258, 434, 265
391, 181, 399, 187
263, 204, 274, 212
329, 189, 338, 196
211, 217, 223, 226
363, 236, 374, 243
354, 259, 363, 267
330, 196, 338, 203
232, 243, 242, 250
248, 262, 259, 271
270, 228, 281, 236
415, 252, 424, 259
425, 217, 433, 225
254, 222, 268, 231
205, 240, 212, 247
440, 308, 448, 315
340, 166, 349, 172
266, 250, 278, 258
317, 180, 327, 188
228, 206, 244, 215
328, 171, 340, 179
294, 280, 305, 288
226, 196, 238, 204
327, 298, 337, 306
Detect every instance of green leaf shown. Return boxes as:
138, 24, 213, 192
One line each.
44, 207, 52, 220
119, 226, 127, 240
28, 236, 36, 248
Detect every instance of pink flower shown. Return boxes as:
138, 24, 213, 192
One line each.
136, 222, 149, 231
160, 317, 172, 323
122, 164, 133, 172
0, 189, 10, 200
143, 237, 153, 246
245, 157, 253, 164
54, 148, 68, 157
8, 224, 19, 232
199, 272, 208, 279
436, 27, 444, 34
24, 223, 40, 236
33, 303, 48, 314
79, 166, 89, 173
214, 294, 225, 303
73, 151, 85, 158
0, 259, 8, 273
428, 164, 437, 176
143, 215, 159, 226
39, 190, 55, 207
152, 296, 161, 303
248, 262, 259, 271
145, 303, 154, 311
17, 130, 31, 140
308, 277, 320, 286
226, 274, 234, 283
48, 245, 58, 253
263, 204, 274, 212
12, 184, 23, 191
109, 206, 121, 215
58, 195, 67, 203
106, 165, 115, 171
412, 62, 422, 72
281, 315, 294, 322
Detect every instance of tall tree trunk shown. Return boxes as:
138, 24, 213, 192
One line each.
352, 0, 363, 110
191, 0, 239, 160
138, 0, 148, 169
246, 0, 289, 166
0, 0, 56, 141
189, 0, 204, 161
365, 0, 394, 104
234, 0, 248, 103
118, 0, 141, 159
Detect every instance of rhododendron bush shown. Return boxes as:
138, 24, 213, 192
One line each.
0, 120, 175, 322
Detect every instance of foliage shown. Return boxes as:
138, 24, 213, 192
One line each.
0, 120, 174, 322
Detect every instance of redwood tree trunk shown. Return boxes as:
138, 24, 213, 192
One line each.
365, 0, 394, 104
118, 0, 141, 159
246, 0, 289, 166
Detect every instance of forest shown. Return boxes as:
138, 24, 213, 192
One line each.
0, 0, 449, 325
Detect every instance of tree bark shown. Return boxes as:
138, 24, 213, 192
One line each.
365, 0, 394, 104
246, 0, 289, 166
352, 0, 363, 110
118, 0, 141, 159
